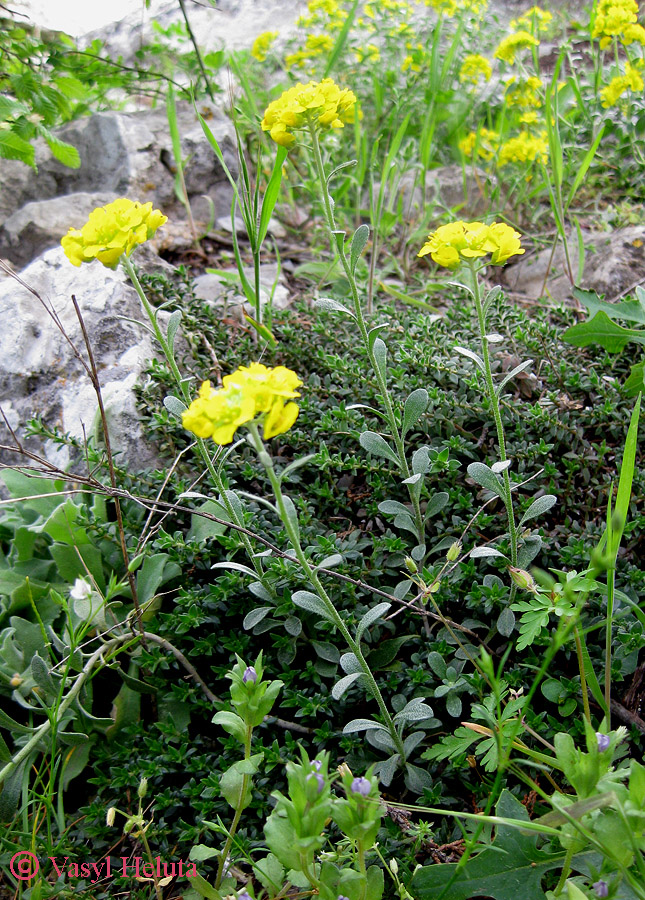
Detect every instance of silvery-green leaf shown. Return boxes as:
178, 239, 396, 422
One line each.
350, 223, 370, 273
164, 395, 187, 419
497, 359, 533, 395
340, 652, 362, 674
491, 460, 511, 474
367, 323, 389, 352
405, 763, 434, 793
367, 729, 397, 752
343, 718, 388, 734
284, 616, 302, 637
393, 513, 418, 537
312, 641, 340, 663
454, 346, 484, 371
403, 731, 426, 756
250, 581, 273, 602
280, 454, 316, 481
292, 590, 336, 623
470, 546, 506, 559
314, 298, 355, 318
356, 602, 391, 641
379, 500, 411, 517
412, 447, 430, 474
411, 543, 426, 561
377, 753, 401, 787
316, 553, 343, 570
403, 473, 422, 484
360, 431, 400, 465
243, 607, 272, 630
167, 309, 182, 352
485, 333, 504, 343
332, 672, 363, 700
31, 654, 54, 694
394, 697, 434, 723
519, 495, 557, 526
467, 462, 505, 499
211, 561, 258, 577
424, 491, 449, 518
282, 496, 300, 542
372, 338, 388, 383
497, 607, 516, 637
402, 388, 429, 437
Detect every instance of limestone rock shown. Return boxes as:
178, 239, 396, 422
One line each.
193, 262, 290, 311
0, 247, 175, 471
0, 101, 237, 262
502, 227, 645, 302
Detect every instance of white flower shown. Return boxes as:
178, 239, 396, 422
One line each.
70, 577, 93, 600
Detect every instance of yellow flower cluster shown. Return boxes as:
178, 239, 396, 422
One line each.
510, 5, 553, 34
418, 221, 524, 270
425, 0, 488, 14
402, 42, 425, 72
182, 364, 302, 445
459, 54, 493, 85
600, 61, 645, 106
251, 31, 278, 61
61, 199, 167, 269
495, 31, 540, 64
592, 0, 640, 47
498, 131, 548, 166
296, 0, 346, 31
261, 78, 356, 147
505, 76, 543, 108
355, 43, 381, 63
458, 127, 499, 160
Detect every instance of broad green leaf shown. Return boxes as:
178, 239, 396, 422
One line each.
624, 359, 645, 397
562, 310, 645, 353
44, 132, 80, 169
0, 130, 35, 167
573, 287, 645, 326
412, 791, 595, 900
258, 145, 288, 245
378, 500, 412, 517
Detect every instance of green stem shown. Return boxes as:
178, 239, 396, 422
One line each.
139, 827, 164, 900
308, 125, 424, 547
247, 423, 406, 760
605, 564, 615, 727
122, 255, 275, 598
553, 845, 575, 896
357, 841, 367, 900
215, 725, 253, 888
468, 261, 518, 569
573, 623, 592, 724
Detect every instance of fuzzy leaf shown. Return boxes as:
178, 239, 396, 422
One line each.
360, 431, 400, 465
350, 224, 370, 273
402, 388, 429, 437
332, 672, 363, 699
519, 495, 557, 526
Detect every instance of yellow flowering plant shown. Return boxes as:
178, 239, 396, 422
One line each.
494, 31, 540, 65
261, 78, 357, 148
418, 221, 526, 582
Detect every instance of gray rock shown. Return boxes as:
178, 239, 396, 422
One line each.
0, 101, 237, 259
502, 226, 645, 302
0, 247, 174, 471
193, 262, 290, 311
0, 192, 119, 269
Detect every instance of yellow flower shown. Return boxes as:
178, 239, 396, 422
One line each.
621, 22, 645, 44
355, 43, 381, 63
261, 78, 356, 148
305, 33, 334, 55
498, 131, 548, 166
425, 0, 487, 14
495, 31, 540, 64
251, 31, 278, 61
510, 6, 552, 34
402, 42, 425, 72
182, 365, 302, 444
600, 61, 645, 107
418, 220, 524, 269
505, 75, 543, 108
458, 127, 499, 160
61, 198, 167, 268
459, 54, 493, 85
592, 0, 638, 47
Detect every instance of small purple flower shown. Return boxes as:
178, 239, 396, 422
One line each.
311, 759, 323, 772
243, 666, 257, 684
596, 732, 611, 752
306, 772, 325, 793
592, 881, 608, 899
338, 896, 350, 900
351, 776, 371, 797
238, 892, 253, 900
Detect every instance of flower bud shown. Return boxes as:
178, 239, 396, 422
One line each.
404, 557, 418, 574
389, 859, 399, 875
337, 762, 352, 778
243, 666, 257, 684
592, 882, 608, 899
311, 759, 323, 771
446, 540, 462, 562
307, 772, 325, 793
106, 807, 116, 827
350, 776, 372, 797
10, 673, 22, 688
137, 777, 148, 799
596, 733, 611, 753
508, 566, 537, 592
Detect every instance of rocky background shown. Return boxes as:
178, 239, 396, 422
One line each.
1, 0, 642, 474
